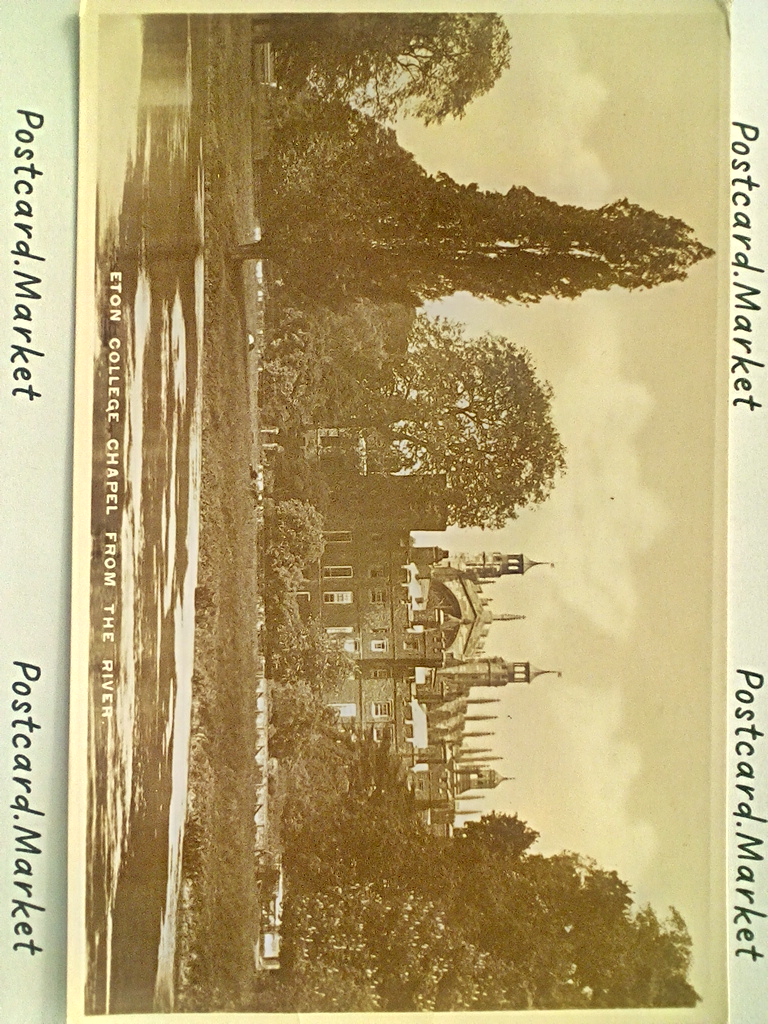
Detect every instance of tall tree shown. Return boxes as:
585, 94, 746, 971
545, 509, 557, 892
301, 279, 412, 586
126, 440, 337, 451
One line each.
378, 316, 566, 528
259, 299, 408, 432
260, 305, 564, 528
263, 497, 326, 630
440, 849, 699, 1010
267, 13, 512, 125
269, 620, 355, 699
457, 811, 540, 858
601, 904, 699, 1008
256, 97, 714, 308
269, 716, 702, 1014
283, 880, 512, 1011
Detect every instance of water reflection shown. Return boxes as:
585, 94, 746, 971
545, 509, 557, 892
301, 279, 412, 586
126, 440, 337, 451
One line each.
87, 16, 202, 1014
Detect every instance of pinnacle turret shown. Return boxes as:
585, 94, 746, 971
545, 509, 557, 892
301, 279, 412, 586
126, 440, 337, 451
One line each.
453, 551, 554, 581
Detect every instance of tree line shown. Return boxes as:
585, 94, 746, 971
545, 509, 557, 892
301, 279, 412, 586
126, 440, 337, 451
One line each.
252, 12, 713, 529
258, 684, 699, 1013
249, 17, 706, 1011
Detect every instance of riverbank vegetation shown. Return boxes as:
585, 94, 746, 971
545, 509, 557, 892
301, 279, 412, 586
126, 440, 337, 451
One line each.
174, 19, 263, 1012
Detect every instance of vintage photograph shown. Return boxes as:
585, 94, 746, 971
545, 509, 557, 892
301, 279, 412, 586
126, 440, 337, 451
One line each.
69, 2, 728, 1019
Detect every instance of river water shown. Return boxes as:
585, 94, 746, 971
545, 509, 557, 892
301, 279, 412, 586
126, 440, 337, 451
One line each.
86, 16, 203, 1014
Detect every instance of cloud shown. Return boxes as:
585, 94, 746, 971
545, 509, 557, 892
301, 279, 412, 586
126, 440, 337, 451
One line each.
485, 680, 658, 891
545, 307, 667, 637
415, 292, 667, 640
501, 19, 612, 205
396, 17, 612, 207
97, 17, 144, 244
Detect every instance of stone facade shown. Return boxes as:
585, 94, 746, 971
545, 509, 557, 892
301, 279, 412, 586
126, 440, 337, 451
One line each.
302, 467, 556, 833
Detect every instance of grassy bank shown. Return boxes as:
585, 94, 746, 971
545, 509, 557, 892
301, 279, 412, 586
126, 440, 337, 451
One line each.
174, 18, 265, 1012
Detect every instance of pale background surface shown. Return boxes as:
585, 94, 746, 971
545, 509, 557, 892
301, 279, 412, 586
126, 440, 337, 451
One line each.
0, 3, 78, 1024
728, 4, 768, 1024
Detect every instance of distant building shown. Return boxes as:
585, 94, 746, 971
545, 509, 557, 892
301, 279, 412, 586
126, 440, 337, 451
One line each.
296, 464, 559, 834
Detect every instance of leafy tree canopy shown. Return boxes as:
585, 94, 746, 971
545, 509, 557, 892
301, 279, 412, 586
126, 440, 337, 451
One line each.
262, 497, 325, 635
259, 299, 407, 432
263, 676, 701, 1015
457, 810, 539, 857
262, 308, 565, 529
265, 497, 325, 578
383, 316, 567, 528
285, 880, 512, 1012
271, 735, 701, 1013
268, 13, 512, 125
269, 620, 355, 699
258, 95, 714, 309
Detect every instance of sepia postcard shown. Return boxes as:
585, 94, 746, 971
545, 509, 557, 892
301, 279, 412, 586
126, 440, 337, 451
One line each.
68, 2, 729, 1021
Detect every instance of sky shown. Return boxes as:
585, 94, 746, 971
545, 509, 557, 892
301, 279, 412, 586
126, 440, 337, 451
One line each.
400, 6, 728, 1006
